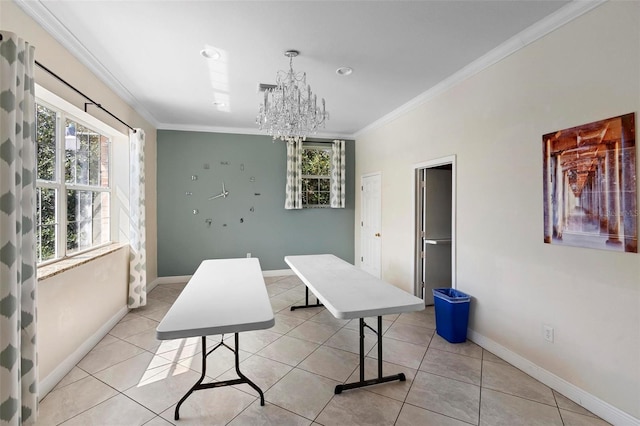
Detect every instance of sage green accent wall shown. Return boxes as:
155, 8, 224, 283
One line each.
157, 130, 355, 275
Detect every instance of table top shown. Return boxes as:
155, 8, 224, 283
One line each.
156, 258, 274, 340
284, 254, 424, 320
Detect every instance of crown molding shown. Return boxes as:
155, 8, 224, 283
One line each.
14, 0, 159, 129
353, 0, 607, 139
157, 123, 269, 136
157, 122, 354, 140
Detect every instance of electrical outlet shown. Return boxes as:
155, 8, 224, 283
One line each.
543, 324, 554, 342
246, 253, 251, 258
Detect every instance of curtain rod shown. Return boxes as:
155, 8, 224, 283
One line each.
35, 60, 136, 133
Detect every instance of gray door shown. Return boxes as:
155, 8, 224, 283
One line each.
416, 166, 452, 304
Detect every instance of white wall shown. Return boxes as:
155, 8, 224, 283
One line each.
355, 1, 639, 421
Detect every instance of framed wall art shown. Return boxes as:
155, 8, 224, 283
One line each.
542, 113, 637, 253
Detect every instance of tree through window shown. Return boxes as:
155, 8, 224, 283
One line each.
301, 145, 331, 207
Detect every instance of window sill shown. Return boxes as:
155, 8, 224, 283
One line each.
38, 242, 129, 281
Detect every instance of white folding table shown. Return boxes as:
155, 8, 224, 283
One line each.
156, 258, 274, 420
285, 254, 425, 393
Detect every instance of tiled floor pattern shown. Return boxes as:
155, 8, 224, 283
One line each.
38, 275, 611, 425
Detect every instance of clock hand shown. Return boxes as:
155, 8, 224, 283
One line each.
208, 182, 230, 200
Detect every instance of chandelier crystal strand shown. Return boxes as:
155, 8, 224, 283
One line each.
257, 50, 329, 142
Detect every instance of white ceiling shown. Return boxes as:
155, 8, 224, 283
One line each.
19, 0, 581, 138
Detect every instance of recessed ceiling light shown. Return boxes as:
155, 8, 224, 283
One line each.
336, 67, 353, 76
200, 48, 221, 60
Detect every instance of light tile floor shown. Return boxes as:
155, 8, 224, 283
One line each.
38, 275, 611, 425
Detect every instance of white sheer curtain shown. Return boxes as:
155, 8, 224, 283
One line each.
128, 129, 147, 308
284, 140, 303, 209
0, 30, 39, 425
330, 139, 346, 208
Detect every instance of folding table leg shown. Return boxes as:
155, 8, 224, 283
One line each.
174, 337, 208, 420
174, 334, 265, 420
290, 286, 323, 310
334, 316, 406, 394
233, 333, 264, 405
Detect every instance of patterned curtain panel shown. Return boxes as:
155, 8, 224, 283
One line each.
128, 129, 147, 308
0, 31, 39, 425
330, 139, 346, 208
284, 140, 303, 209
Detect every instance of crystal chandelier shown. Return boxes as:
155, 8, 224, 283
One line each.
256, 50, 329, 142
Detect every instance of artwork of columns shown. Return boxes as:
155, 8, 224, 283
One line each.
543, 113, 637, 253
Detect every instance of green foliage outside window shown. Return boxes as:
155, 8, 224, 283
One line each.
36, 105, 57, 261
301, 147, 331, 206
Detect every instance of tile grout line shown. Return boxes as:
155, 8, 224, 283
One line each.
392, 311, 414, 425
477, 347, 484, 425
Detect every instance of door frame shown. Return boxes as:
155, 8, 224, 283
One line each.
412, 155, 457, 298
360, 171, 382, 278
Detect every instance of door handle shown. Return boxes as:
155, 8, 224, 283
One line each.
375, 233, 381, 237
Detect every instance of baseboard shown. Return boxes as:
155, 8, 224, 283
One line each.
262, 269, 294, 277
154, 269, 294, 283
146, 278, 159, 293
467, 329, 639, 426
152, 275, 192, 285
39, 305, 128, 398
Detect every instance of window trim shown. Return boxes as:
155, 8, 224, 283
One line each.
35, 85, 120, 266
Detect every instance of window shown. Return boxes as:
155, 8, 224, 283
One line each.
301, 144, 331, 207
36, 102, 112, 263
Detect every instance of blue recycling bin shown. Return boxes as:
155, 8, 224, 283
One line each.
433, 288, 471, 343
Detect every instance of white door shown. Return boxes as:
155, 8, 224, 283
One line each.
361, 173, 382, 278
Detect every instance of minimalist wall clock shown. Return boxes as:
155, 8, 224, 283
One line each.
185, 162, 260, 228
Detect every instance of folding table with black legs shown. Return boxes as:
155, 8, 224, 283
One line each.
285, 254, 425, 394
156, 258, 274, 420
